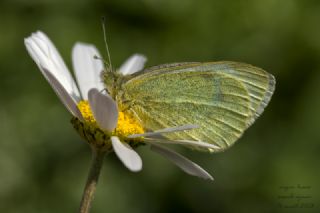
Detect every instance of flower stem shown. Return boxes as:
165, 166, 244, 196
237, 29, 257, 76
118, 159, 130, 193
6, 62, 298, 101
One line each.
79, 147, 106, 213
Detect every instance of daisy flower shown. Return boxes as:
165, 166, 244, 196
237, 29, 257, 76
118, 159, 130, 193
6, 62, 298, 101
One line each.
24, 31, 216, 180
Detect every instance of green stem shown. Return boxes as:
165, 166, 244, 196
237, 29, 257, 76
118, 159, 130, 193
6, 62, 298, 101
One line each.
79, 147, 106, 213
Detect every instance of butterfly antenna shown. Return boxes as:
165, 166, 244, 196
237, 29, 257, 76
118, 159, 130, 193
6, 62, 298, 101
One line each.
101, 16, 113, 71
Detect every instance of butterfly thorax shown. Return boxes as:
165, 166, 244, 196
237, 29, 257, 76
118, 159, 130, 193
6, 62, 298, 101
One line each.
102, 69, 131, 111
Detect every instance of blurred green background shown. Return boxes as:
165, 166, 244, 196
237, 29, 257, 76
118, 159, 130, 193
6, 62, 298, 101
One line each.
1, 0, 320, 212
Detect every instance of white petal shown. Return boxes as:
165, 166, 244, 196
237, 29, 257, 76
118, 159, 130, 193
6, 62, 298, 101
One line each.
34, 31, 70, 76
24, 31, 80, 101
150, 144, 213, 180
88, 88, 118, 131
111, 136, 142, 172
128, 124, 199, 138
72, 43, 105, 99
33, 32, 80, 100
119, 54, 147, 75
143, 138, 220, 151
41, 67, 83, 120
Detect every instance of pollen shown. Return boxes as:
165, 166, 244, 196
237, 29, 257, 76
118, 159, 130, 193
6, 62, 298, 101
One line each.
78, 100, 97, 126
77, 100, 144, 137
115, 111, 144, 137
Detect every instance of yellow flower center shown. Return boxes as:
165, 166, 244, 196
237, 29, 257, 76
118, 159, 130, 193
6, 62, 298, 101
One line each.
77, 100, 144, 137
78, 100, 96, 125
115, 111, 144, 137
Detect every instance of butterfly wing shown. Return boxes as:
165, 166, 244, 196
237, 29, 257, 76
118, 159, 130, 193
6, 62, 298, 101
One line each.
120, 61, 275, 152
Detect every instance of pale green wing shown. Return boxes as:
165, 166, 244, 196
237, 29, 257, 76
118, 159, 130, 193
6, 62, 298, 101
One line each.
120, 62, 275, 152
132, 61, 276, 125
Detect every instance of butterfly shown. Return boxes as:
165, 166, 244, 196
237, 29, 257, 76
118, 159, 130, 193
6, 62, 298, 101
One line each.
105, 61, 275, 152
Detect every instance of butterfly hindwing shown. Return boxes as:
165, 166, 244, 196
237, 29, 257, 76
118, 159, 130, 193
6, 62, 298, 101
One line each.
120, 62, 275, 152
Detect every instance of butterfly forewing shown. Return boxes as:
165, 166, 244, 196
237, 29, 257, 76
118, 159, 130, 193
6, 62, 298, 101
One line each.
120, 62, 275, 152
